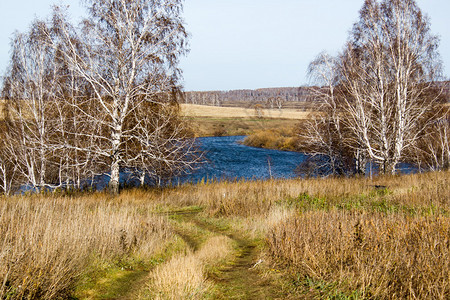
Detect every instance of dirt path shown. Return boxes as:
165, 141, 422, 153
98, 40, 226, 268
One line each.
207, 235, 279, 299
174, 215, 282, 299
102, 209, 283, 299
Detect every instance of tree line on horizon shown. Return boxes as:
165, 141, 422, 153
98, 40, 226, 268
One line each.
183, 87, 312, 108
182, 81, 448, 109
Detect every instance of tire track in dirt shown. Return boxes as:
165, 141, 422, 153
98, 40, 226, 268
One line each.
190, 218, 281, 299
100, 209, 204, 300
169, 210, 281, 299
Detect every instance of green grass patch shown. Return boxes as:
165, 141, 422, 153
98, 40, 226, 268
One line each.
281, 192, 330, 211
72, 236, 187, 299
289, 275, 364, 300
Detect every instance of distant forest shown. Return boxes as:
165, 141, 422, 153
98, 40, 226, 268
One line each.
183, 82, 449, 109
183, 87, 314, 109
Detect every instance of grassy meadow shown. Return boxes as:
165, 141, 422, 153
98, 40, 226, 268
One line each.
1, 171, 449, 299
180, 104, 311, 120
180, 103, 309, 137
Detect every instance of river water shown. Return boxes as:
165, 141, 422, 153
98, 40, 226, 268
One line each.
180, 136, 417, 184
76, 135, 307, 190
20, 136, 418, 192
181, 136, 307, 183
80, 135, 419, 189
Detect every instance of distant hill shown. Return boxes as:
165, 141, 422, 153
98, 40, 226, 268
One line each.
183, 87, 315, 109
183, 81, 449, 109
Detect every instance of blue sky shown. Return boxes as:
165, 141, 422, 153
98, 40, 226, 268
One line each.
1, 0, 449, 91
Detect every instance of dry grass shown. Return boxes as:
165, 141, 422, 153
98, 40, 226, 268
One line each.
151, 171, 449, 298
0, 170, 448, 298
149, 251, 208, 299
0, 100, 5, 119
181, 104, 311, 120
147, 235, 233, 299
268, 210, 450, 299
0, 194, 170, 299
243, 127, 300, 151
157, 170, 449, 217
186, 116, 303, 137
196, 235, 234, 264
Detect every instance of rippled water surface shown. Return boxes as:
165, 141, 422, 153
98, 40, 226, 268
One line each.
20, 136, 418, 192
183, 136, 307, 182
86, 136, 417, 189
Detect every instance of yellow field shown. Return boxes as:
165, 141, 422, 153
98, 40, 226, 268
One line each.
180, 104, 311, 120
0, 101, 312, 121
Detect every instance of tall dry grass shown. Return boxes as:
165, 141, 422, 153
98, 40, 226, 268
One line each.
157, 170, 449, 217
0, 195, 169, 299
268, 210, 450, 299
156, 171, 448, 298
0, 170, 447, 298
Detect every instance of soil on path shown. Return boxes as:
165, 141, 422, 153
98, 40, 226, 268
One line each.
175, 215, 284, 299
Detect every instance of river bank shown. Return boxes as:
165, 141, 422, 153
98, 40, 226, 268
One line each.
180, 103, 308, 137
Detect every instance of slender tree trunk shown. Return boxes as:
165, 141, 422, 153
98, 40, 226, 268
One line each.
109, 158, 120, 194
109, 129, 122, 194
109, 104, 123, 194
140, 171, 146, 186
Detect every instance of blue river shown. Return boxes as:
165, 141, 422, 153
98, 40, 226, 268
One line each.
20, 135, 418, 192
87, 135, 417, 190
182, 136, 308, 183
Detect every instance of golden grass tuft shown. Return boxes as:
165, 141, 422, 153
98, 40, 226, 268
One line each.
243, 127, 300, 151
148, 235, 233, 299
149, 252, 208, 300
195, 235, 234, 264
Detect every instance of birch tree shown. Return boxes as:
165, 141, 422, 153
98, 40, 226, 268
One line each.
305, 0, 443, 175
51, 68, 106, 190
303, 53, 345, 175
123, 96, 199, 186
2, 22, 63, 192
341, 0, 442, 174
0, 122, 17, 195
1, 0, 199, 193
410, 104, 450, 171
51, 0, 196, 193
